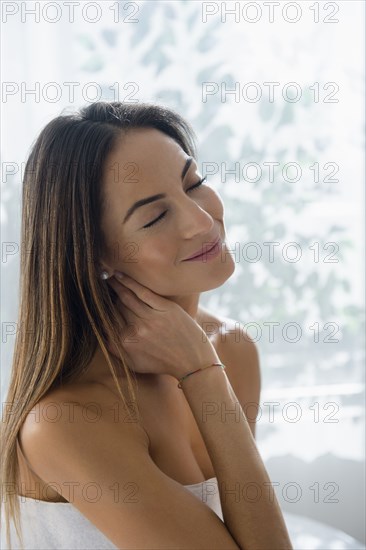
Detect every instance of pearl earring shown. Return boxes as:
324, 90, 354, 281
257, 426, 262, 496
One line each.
100, 270, 110, 280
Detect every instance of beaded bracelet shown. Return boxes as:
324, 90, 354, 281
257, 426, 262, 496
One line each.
177, 362, 225, 389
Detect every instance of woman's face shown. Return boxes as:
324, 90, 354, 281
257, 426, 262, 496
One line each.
99, 127, 235, 296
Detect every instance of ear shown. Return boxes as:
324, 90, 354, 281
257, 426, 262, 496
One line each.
97, 259, 113, 280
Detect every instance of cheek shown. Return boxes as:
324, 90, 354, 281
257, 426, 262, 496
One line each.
129, 238, 174, 290
135, 237, 173, 264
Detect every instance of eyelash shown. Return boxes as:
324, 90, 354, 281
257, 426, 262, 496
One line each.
141, 177, 207, 230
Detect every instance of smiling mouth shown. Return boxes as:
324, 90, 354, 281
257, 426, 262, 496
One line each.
191, 242, 216, 258
183, 237, 221, 261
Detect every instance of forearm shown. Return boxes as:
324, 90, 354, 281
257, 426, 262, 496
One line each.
180, 365, 293, 550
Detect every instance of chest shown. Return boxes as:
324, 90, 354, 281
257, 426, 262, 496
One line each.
17, 379, 216, 503
135, 373, 216, 486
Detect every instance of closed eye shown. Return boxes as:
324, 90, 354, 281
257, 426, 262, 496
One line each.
187, 176, 207, 192
141, 177, 207, 230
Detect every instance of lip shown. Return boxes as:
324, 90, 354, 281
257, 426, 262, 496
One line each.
182, 236, 221, 261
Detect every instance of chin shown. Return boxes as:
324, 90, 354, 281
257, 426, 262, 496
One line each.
194, 255, 237, 293
211, 259, 236, 287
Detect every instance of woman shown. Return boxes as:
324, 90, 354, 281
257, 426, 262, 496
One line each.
0, 101, 293, 549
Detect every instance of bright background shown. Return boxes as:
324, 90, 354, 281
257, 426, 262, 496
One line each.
1, 0, 365, 545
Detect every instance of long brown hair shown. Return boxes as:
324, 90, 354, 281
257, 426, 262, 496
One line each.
0, 101, 197, 549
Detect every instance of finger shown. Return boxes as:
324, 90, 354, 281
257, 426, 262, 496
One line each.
114, 272, 169, 311
113, 293, 131, 325
107, 277, 150, 319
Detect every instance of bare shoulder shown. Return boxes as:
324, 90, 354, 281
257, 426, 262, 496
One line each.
20, 381, 148, 451
18, 380, 150, 497
199, 304, 259, 357
18, 380, 240, 549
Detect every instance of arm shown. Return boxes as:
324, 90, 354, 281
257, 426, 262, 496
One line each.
180, 364, 293, 550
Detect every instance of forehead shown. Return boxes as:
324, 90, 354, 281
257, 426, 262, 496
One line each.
103, 127, 189, 192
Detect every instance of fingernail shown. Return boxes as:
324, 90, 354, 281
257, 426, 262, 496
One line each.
100, 270, 110, 280
115, 271, 124, 279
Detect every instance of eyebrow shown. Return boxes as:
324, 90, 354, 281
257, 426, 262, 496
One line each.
122, 156, 194, 225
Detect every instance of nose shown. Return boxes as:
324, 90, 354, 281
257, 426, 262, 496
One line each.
178, 195, 215, 239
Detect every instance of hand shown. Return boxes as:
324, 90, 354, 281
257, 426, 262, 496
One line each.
104, 273, 220, 380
